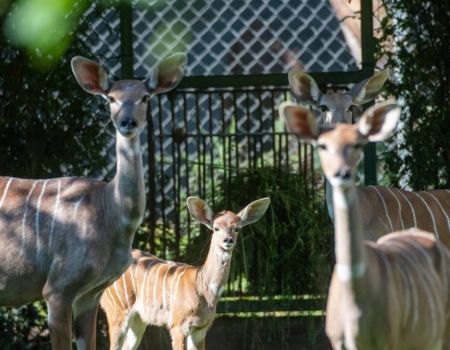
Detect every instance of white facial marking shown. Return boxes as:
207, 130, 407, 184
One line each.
0, 178, 13, 209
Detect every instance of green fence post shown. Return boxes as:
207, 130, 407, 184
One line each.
119, 2, 134, 78
361, 0, 377, 185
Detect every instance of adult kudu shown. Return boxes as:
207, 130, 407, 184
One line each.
288, 69, 450, 243
0, 53, 186, 349
280, 100, 450, 350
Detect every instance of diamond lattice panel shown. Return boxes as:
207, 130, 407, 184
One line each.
133, 0, 357, 78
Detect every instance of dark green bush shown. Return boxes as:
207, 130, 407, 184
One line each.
376, 1, 450, 189
183, 166, 333, 296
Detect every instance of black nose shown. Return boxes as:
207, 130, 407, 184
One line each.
334, 168, 351, 180
120, 119, 137, 129
224, 237, 234, 245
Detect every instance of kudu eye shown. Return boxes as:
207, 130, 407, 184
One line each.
214, 227, 219, 232
141, 95, 151, 103
108, 96, 116, 103
317, 143, 327, 150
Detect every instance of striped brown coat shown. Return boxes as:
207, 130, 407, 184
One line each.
280, 100, 450, 349
101, 197, 270, 350
0, 53, 186, 350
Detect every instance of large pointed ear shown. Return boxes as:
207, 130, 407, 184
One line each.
186, 197, 214, 230
146, 53, 187, 94
279, 101, 319, 141
288, 69, 322, 105
357, 101, 401, 142
71, 56, 110, 95
237, 198, 270, 228
349, 68, 390, 105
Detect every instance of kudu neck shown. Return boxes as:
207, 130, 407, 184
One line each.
109, 131, 145, 229
198, 236, 232, 305
332, 183, 367, 282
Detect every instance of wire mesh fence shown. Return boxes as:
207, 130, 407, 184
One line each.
77, 0, 359, 259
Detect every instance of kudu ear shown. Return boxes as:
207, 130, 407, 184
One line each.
186, 197, 214, 230
146, 53, 187, 94
71, 56, 110, 95
237, 198, 270, 228
288, 69, 321, 105
357, 101, 401, 142
279, 101, 319, 142
349, 68, 390, 105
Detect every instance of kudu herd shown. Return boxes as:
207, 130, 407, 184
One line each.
0, 52, 449, 350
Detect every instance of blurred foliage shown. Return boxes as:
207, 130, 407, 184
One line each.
182, 166, 333, 296
0, 1, 110, 179
0, 1, 111, 348
375, 1, 450, 189
0, 302, 49, 349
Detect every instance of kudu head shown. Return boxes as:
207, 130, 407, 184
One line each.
279, 100, 401, 188
186, 197, 270, 253
71, 53, 187, 138
288, 69, 390, 125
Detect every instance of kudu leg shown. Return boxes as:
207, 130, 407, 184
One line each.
46, 293, 74, 350
73, 294, 101, 350
170, 328, 186, 350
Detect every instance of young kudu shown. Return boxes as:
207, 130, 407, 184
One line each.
100, 197, 270, 350
0, 53, 186, 349
289, 69, 450, 243
280, 100, 450, 350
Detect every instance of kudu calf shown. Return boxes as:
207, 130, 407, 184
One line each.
289, 69, 450, 243
100, 197, 270, 350
0, 53, 186, 349
280, 100, 450, 350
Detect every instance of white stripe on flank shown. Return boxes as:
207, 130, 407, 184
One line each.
49, 180, 62, 248
173, 267, 187, 302
20, 181, 38, 254
152, 264, 166, 305
0, 178, 13, 209
169, 267, 180, 308
35, 180, 48, 253
72, 196, 84, 220
396, 190, 417, 228
372, 187, 394, 232
171, 267, 187, 323
411, 192, 438, 237
386, 188, 405, 230
114, 279, 126, 310
122, 274, 130, 308
105, 288, 117, 312
141, 260, 159, 305
162, 266, 172, 309
130, 265, 137, 296
423, 192, 450, 231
